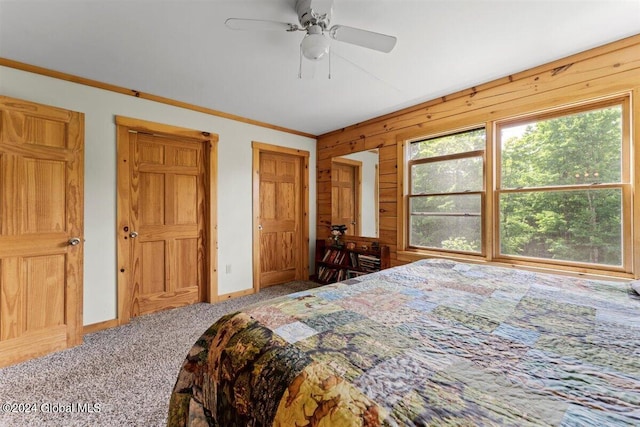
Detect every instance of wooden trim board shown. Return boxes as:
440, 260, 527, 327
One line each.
0, 57, 315, 139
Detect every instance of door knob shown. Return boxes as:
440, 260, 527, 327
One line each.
68, 237, 81, 246
129, 231, 139, 238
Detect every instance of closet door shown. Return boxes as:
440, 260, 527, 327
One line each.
0, 96, 84, 367
122, 124, 207, 317
258, 151, 302, 287
253, 142, 310, 290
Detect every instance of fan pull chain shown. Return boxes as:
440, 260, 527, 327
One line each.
297, 43, 332, 79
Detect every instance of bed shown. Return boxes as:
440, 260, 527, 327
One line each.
167, 259, 640, 426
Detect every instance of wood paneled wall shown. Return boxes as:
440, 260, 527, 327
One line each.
317, 34, 640, 268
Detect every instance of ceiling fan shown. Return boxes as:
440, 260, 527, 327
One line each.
225, 0, 397, 62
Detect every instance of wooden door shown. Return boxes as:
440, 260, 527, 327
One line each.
332, 160, 360, 236
257, 151, 303, 287
127, 131, 206, 317
0, 96, 84, 367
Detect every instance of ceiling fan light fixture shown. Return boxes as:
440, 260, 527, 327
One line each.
301, 26, 330, 60
227, 1, 398, 65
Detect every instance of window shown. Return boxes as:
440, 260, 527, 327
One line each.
407, 128, 485, 253
404, 96, 631, 273
497, 99, 628, 268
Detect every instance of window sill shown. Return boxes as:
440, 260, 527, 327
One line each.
397, 250, 634, 282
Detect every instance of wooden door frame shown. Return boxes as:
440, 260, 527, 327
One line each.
115, 116, 218, 325
252, 141, 309, 293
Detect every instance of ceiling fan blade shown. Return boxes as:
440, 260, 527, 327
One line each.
225, 18, 298, 32
329, 25, 397, 53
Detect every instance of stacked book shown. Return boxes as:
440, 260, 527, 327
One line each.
349, 252, 359, 268
357, 254, 381, 273
346, 270, 367, 279
322, 249, 347, 265
317, 266, 346, 283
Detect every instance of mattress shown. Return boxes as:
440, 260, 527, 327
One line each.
168, 259, 640, 426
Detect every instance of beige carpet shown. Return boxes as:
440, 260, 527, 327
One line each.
0, 281, 320, 427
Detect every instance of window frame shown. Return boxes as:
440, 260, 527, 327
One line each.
493, 96, 632, 273
405, 125, 487, 257
400, 95, 633, 276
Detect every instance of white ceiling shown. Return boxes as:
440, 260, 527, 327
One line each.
1, 0, 639, 136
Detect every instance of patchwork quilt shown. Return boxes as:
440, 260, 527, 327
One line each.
168, 259, 640, 426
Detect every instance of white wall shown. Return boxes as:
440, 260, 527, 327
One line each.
0, 65, 317, 326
